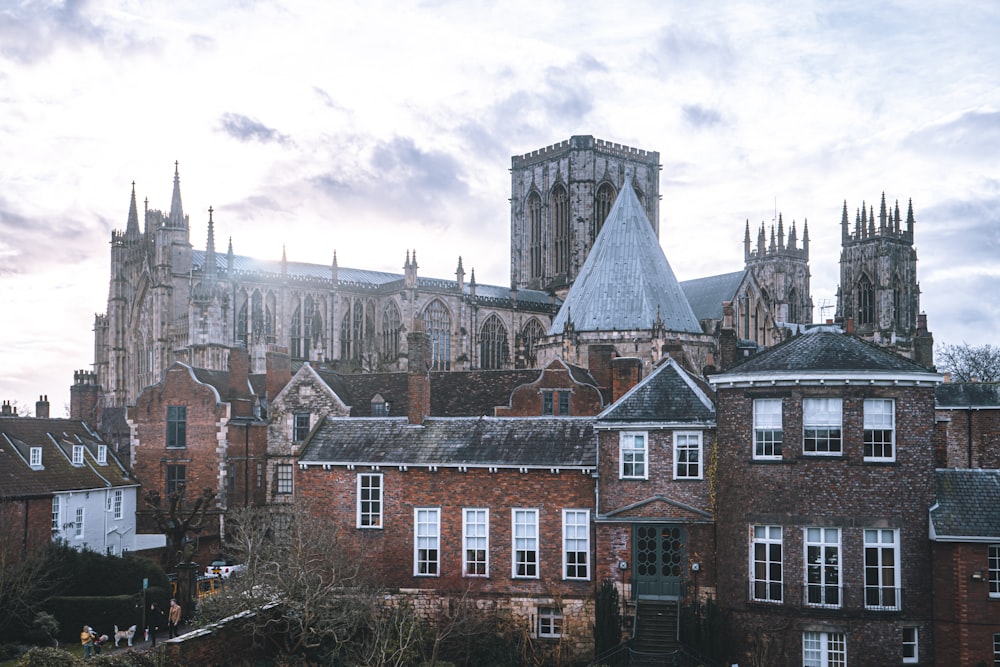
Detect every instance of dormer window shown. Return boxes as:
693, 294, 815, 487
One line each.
72, 445, 84, 465
542, 390, 570, 416
371, 394, 389, 417
97, 445, 107, 464
30, 447, 42, 467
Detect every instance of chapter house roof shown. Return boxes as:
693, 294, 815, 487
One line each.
548, 175, 702, 336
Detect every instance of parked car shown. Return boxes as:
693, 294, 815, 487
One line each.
204, 561, 246, 578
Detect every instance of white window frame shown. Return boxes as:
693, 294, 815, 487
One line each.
562, 509, 590, 580
804, 527, 841, 608
97, 444, 107, 464
750, 525, 783, 603
803, 630, 846, 667
994, 633, 1000, 667
902, 626, 918, 664
863, 398, 895, 461
864, 528, 899, 610
112, 490, 123, 520
513, 508, 539, 579
803, 398, 843, 455
753, 398, 783, 459
75, 507, 84, 538
292, 412, 311, 442
619, 432, 647, 479
72, 445, 84, 465
414, 507, 440, 576
51, 496, 60, 531
357, 473, 383, 529
989, 544, 1000, 598
673, 431, 703, 479
537, 607, 563, 638
463, 508, 489, 577
30, 447, 42, 467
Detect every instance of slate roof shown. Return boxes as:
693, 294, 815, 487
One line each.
0, 418, 136, 499
935, 382, 1000, 408
598, 358, 715, 424
713, 330, 937, 379
192, 368, 255, 403
548, 176, 702, 336
314, 368, 541, 417
930, 469, 1000, 541
300, 416, 596, 468
680, 270, 745, 322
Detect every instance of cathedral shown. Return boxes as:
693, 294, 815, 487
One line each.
89, 135, 931, 409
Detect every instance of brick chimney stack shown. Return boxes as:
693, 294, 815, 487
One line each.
611, 357, 642, 403
228, 347, 252, 417
407, 320, 432, 425
70, 370, 99, 421
35, 395, 50, 419
266, 345, 292, 403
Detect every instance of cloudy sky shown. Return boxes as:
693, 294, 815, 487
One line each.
1, 0, 998, 415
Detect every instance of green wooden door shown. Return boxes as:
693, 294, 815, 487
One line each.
633, 524, 685, 599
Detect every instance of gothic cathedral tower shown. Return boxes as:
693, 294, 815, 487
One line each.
836, 194, 933, 365
510, 136, 660, 298
743, 214, 814, 329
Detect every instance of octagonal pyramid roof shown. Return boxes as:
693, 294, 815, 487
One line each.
548, 175, 702, 335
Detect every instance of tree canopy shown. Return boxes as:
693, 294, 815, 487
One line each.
936, 342, 1000, 383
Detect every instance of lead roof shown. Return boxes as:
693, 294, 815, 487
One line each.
598, 358, 715, 424
930, 469, 1000, 540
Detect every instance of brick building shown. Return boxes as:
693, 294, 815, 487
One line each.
934, 382, 1000, 469
709, 330, 941, 665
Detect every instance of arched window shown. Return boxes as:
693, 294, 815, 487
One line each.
290, 299, 303, 359
857, 275, 874, 326
291, 296, 318, 360
352, 301, 365, 362
892, 276, 904, 330
309, 297, 324, 355
787, 288, 798, 323
422, 300, 451, 371
552, 185, 569, 275
381, 301, 402, 363
479, 314, 510, 370
340, 310, 352, 361
521, 318, 545, 368
528, 192, 543, 279
594, 183, 616, 239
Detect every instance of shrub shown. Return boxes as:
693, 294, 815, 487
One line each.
15, 646, 79, 667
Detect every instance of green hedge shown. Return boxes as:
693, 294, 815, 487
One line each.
45, 587, 171, 644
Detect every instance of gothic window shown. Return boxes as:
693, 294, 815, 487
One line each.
594, 183, 616, 239
309, 296, 324, 354
787, 288, 798, 323
479, 314, 510, 370
352, 301, 365, 362
290, 300, 303, 359
552, 185, 569, 275
528, 192, 543, 279
381, 301, 402, 364
422, 300, 451, 371
239, 290, 273, 347
521, 319, 545, 368
857, 275, 875, 326
892, 276, 904, 330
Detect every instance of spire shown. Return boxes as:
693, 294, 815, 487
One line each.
894, 200, 901, 233
281, 245, 287, 277
331, 250, 338, 285
456, 256, 465, 291
788, 220, 798, 250
802, 219, 809, 257
906, 198, 915, 237
879, 192, 888, 230
168, 161, 186, 229
469, 268, 476, 299
769, 224, 777, 252
226, 236, 234, 276
854, 208, 861, 237
860, 201, 868, 238
867, 202, 876, 237
777, 213, 785, 250
757, 222, 766, 254
144, 196, 151, 234
841, 200, 849, 242
744, 219, 752, 261
125, 181, 140, 239
204, 207, 217, 280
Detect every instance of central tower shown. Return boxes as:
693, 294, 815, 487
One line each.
510, 135, 660, 298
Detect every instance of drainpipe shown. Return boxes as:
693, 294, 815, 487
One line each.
967, 406, 973, 468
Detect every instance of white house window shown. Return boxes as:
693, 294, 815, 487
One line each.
620, 432, 647, 479
293, 412, 311, 442
563, 510, 589, 580
902, 626, 918, 663
414, 508, 440, 576
463, 508, 489, 577
537, 607, 563, 638
753, 398, 783, 459
863, 399, 895, 461
864, 528, 899, 610
75, 507, 84, 538
673, 431, 702, 479
805, 527, 841, 608
751, 525, 782, 603
97, 444, 107, 464
72, 445, 84, 465
51, 497, 60, 531
513, 509, 539, 578
30, 447, 42, 467
988, 544, 1000, 597
113, 490, 123, 520
276, 464, 294, 495
803, 398, 842, 455
357, 474, 383, 528
803, 631, 846, 667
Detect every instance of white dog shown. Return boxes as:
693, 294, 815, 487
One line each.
113, 624, 137, 647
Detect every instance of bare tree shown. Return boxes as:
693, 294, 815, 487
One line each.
0, 504, 58, 638
936, 342, 1000, 382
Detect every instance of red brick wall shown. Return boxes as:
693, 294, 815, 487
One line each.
496, 364, 604, 417
713, 384, 938, 665
297, 465, 595, 598
936, 406, 1000, 468
932, 541, 1000, 666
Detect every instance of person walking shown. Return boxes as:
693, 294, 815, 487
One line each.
147, 602, 164, 647
80, 625, 95, 659
167, 599, 182, 638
